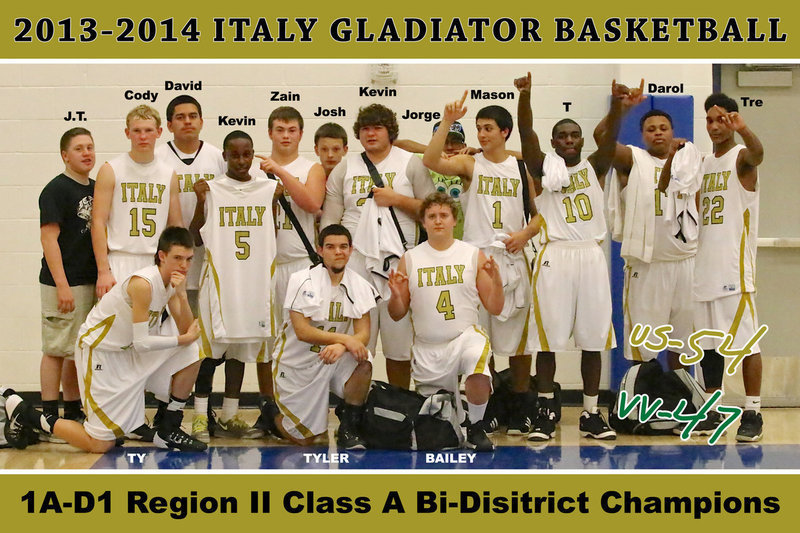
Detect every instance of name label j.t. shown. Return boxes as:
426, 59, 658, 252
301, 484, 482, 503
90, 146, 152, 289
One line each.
64, 111, 87, 121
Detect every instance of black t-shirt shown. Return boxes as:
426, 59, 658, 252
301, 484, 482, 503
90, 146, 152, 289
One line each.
39, 174, 97, 286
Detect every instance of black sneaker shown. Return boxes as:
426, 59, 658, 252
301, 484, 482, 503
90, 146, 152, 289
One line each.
3, 394, 31, 450
127, 423, 156, 442
154, 427, 208, 452
336, 425, 366, 450
674, 410, 725, 437
507, 413, 532, 436
466, 422, 494, 452
579, 410, 617, 440
482, 416, 499, 435
528, 400, 557, 442
736, 410, 763, 442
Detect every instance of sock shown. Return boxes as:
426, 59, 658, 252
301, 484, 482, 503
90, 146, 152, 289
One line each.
0, 387, 14, 397
63, 400, 83, 419
745, 396, 761, 414
194, 396, 209, 418
583, 394, 598, 414
221, 397, 239, 422
42, 400, 59, 418
467, 401, 487, 425
168, 395, 188, 412
539, 392, 555, 400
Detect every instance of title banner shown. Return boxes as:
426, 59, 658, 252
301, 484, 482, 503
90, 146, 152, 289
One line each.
2, 0, 797, 59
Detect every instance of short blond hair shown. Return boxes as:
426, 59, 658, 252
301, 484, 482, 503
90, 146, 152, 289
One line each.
126, 105, 161, 128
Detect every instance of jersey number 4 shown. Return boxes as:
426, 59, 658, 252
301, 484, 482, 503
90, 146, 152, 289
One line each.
436, 290, 456, 320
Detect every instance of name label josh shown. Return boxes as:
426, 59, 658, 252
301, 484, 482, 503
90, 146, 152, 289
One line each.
218, 206, 268, 227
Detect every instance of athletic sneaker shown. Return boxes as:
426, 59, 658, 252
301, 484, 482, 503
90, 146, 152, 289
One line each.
153, 428, 208, 452
39, 432, 67, 444
674, 409, 725, 437
336, 425, 366, 450
466, 422, 494, 452
528, 399, 557, 442
216, 414, 264, 439
736, 410, 763, 442
507, 414, 532, 436
191, 414, 211, 443
3, 394, 31, 450
482, 416, 499, 435
579, 410, 617, 440
126, 423, 156, 442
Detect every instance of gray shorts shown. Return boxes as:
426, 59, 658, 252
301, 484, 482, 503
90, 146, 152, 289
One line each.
41, 284, 95, 358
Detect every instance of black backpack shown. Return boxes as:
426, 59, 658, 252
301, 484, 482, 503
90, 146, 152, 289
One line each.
362, 381, 464, 450
484, 369, 561, 427
609, 360, 706, 435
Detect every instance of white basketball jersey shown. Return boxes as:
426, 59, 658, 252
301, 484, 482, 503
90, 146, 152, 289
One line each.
406, 240, 480, 344
198, 175, 277, 340
695, 145, 759, 301
629, 146, 696, 260
275, 156, 318, 263
77, 265, 171, 352
536, 159, 607, 243
340, 147, 418, 243
274, 284, 354, 369
107, 154, 174, 255
463, 153, 526, 249
156, 141, 226, 289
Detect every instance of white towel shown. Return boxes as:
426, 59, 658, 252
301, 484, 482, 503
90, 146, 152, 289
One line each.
353, 197, 406, 300
619, 146, 659, 263
541, 152, 571, 192
487, 233, 530, 321
664, 142, 702, 244
288, 264, 379, 322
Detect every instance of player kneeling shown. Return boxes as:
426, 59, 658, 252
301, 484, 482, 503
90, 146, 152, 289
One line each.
387, 192, 505, 452
3, 227, 205, 453
265, 224, 378, 449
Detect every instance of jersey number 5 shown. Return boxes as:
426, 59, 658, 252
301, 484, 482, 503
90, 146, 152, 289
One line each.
235, 231, 250, 260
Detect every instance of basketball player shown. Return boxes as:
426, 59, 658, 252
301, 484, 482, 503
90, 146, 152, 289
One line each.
321, 103, 435, 389
91, 104, 182, 440
3, 227, 205, 452
248, 107, 327, 434
156, 95, 227, 442
314, 122, 349, 178
421, 92, 538, 436
37, 128, 96, 441
661, 94, 765, 442
93, 105, 183, 294
190, 130, 278, 439
598, 85, 699, 365
387, 192, 504, 451
269, 224, 377, 449
515, 72, 628, 441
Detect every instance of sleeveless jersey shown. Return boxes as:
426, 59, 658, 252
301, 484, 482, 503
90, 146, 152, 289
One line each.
77, 265, 171, 352
463, 153, 526, 249
199, 175, 277, 340
275, 156, 318, 263
629, 147, 696, 261
106, 153, 174, 255
339, 147, 418, 243
406, 240, 480, 344
536, 159, 607, 243
156, 141, 226, 289
694, 145, 759, 301
275, 284, 356, 369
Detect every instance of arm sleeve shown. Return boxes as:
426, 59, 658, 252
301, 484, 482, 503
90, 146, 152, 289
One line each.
132, 321, 179, 352
407, 156, 436, 199
39, 183, 64, 226
320, 160, 347, 228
